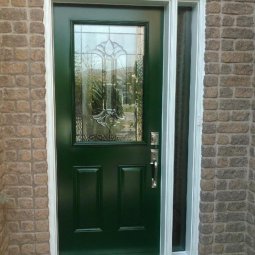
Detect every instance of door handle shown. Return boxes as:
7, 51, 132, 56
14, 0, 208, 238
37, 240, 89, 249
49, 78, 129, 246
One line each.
150, 160, 158, 189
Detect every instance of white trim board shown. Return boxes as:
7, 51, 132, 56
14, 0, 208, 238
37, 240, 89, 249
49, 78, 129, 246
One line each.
44, 1, 205, 254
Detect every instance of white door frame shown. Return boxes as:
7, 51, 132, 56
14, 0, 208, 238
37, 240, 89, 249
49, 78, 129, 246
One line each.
44, 1, 205, 254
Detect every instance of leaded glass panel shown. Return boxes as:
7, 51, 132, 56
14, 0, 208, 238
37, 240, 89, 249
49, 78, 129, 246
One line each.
74, 24, 144, 142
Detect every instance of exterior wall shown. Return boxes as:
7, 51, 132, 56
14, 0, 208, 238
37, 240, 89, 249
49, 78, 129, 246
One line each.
246, 4, 255, 253
0, 125, 8, 254
0, 0, 254, 255
0, 0, 49, 254
200, 0, 255, 254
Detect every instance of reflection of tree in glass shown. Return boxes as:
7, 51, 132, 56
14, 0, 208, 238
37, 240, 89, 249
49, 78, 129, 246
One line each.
111, 75, 124, 118
91, 79, 104, 115
74, 54, 83, 141
75, 54, 82, 114
134, 58, 143, 141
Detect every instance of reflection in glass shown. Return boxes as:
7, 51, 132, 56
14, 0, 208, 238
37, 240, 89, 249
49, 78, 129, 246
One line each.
74, 25, 144, 142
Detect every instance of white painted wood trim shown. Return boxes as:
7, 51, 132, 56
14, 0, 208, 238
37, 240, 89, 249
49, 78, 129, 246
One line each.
185, 1, 205, 254
44, 1, 205, 254
189, 1, 205, 254
160, 0, 177, 255
44, 0, 59, 254
173, 252, 189, 255
53, 0, 169, 6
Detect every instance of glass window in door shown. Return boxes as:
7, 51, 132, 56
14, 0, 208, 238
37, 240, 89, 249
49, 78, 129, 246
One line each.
74, 25, 145, 142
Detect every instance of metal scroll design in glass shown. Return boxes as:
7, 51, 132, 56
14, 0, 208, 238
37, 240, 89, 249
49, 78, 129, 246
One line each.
74, 25, 144, 142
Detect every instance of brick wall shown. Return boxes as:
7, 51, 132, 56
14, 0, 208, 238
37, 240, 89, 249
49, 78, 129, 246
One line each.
0, 0, 255, 255
0, 119, 8, 254
0, 2, 9, 253
0, 0, 49, 254
200, 0, 255, 254
246, 3, 255, 254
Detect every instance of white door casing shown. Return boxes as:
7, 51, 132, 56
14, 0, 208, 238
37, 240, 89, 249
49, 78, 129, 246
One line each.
44, 1, 205, 254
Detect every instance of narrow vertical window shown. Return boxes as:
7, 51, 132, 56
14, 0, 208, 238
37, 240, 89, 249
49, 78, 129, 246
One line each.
173, 7, 192, 251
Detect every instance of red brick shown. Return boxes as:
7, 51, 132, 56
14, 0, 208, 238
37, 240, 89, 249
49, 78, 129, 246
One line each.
31, 100, 45, 112
234, 64, 253, 75
19, 174, 32, 185
28, 0, 43, 7
0, 21, 12, 33
235, 40, 254, 51
18, 198, 33, 209
1, 63, 28, 74
34, 186, 47, 197
20, 221, 34, 232
0, 0, 9, 6
29, 9, 43, 21
14, 49, 29, 61
16, 126, 31, 137
34, 209, 48, 220
30, 62, 45, 74
206, 2, 221, 14
235, 88, 253, 98
31, 49, 45, 61
32, 138, 46, 149
21, 244, 35, 254
34, 174, 47, 185
36, 232, 50, 242
36, 243, 50, 254
7, 162, 31, 174
13, 22, 28, 33
31, 88, 45, 100
17, 101, 30, 112
2, 35, 28, 47
18, 150, 31, 161
8, 245, 20, 255
206, 40, 220, 50
222, 28, 254, 39
30, 22, 44, 34
206, 15, 221, 27
222, 16, 235, 26
31, 75, 45, 87
32, 150, 46, 161
0, 8, 27, 20
3, 113, 31, 125
221, 52, 253, 63
3, 88, 29, 100
0, 101, 16, 113
16, 75, 29, 87
218, 123, 249, 133
222, 3, 254, 15
11, 0, 27, 7
6, 209, 34, 221
30, 35, 45, 47
5, 138, 31, 150
220, 76, 251, 87
0, 76, 15, 87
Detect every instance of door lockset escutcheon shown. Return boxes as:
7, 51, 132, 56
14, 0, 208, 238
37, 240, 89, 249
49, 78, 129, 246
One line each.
150, 132, 159, 146
151, 149, 158, 189
150, 159, 158, 189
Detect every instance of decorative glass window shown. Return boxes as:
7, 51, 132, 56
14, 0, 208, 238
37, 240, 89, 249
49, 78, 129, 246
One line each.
74, 25, 145, 142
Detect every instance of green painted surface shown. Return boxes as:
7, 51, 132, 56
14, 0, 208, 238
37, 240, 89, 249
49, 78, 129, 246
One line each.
54, 4, 163, 255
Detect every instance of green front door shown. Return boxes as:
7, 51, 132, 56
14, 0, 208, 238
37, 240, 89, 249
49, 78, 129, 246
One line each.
54, 4, 163, 255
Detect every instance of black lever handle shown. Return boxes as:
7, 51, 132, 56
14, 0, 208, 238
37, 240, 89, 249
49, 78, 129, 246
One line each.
150, 160, 158, 189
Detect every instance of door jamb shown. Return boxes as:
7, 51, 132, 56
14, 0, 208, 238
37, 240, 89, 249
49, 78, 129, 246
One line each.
44, 1, 205, 254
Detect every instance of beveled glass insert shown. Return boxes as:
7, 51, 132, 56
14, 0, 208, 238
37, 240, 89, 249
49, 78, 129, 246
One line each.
74, 25, 144, 142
